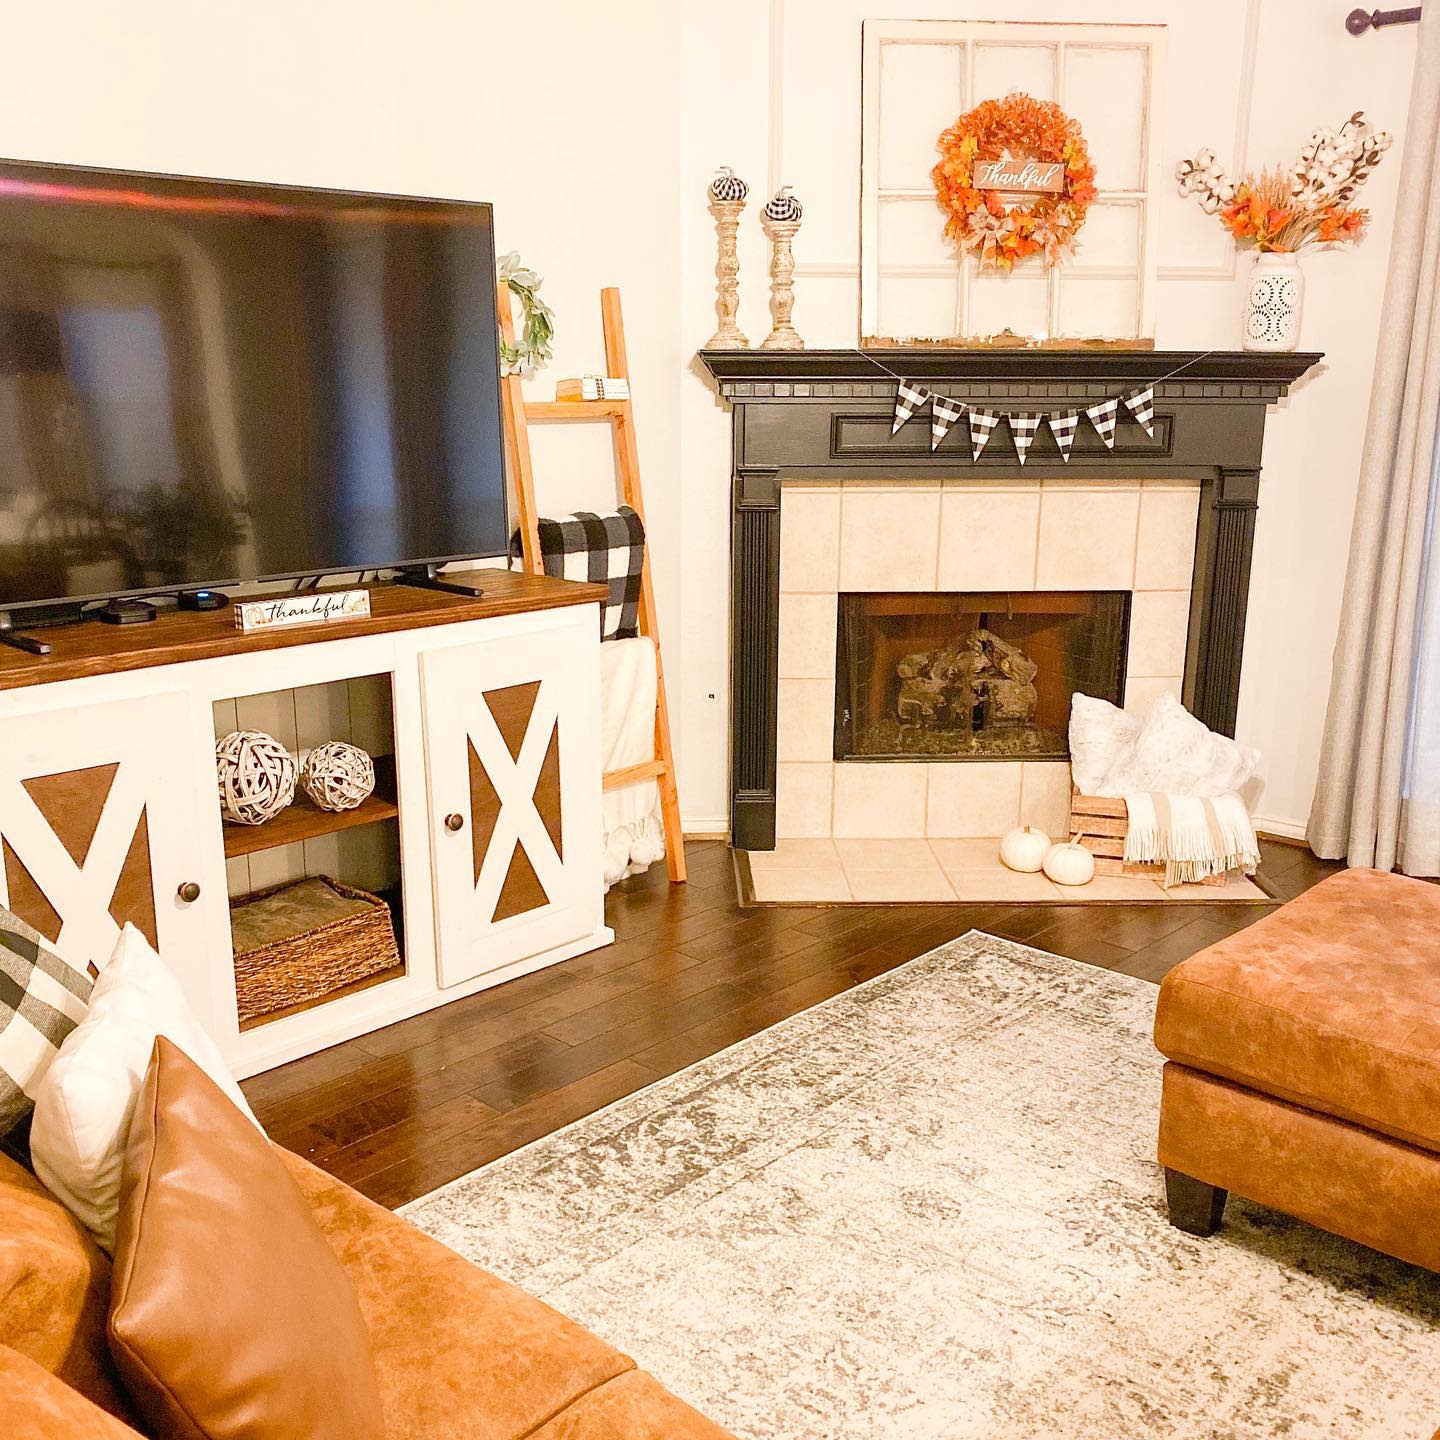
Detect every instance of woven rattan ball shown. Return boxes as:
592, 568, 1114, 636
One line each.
301, 741, 376, 813
216, 730, 298, 826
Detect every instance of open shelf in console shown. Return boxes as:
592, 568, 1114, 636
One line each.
223, 754, 398, 859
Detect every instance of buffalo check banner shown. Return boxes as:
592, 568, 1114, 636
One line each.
1048, 410, 1079, 462
891, 381, 931, 434
930, 395, 967, 450
880, 359, 1197, 462
1007, 413, 1043, 466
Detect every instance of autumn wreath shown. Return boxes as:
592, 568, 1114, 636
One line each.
932, 93, 1097, 271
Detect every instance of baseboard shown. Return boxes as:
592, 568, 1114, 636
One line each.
682, 816, 730, 840
1252, 814, 1308, 843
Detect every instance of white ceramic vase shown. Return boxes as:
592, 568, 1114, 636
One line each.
1242, 251, 1304, 353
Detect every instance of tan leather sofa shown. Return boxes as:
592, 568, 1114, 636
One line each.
1154, 866, 1440, 1273
0, 1143, 735, 1439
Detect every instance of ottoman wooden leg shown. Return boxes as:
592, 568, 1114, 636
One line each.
1164, 1168, 1227, 1237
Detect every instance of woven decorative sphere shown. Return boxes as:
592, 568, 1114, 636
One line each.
216, 730, 298, 826
301, 741, 376, 813
762, 185, 803, 222
709, 166, 749, 202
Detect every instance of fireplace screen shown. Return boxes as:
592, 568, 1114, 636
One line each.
834, 592, 1131, 762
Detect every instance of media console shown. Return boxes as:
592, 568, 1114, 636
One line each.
0, 572, 612, 1078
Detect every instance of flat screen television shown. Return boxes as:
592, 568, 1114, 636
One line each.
0, 158, 508, 614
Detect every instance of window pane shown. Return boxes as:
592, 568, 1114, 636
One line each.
1065, 46, 1148, 191
879, 196, 957, 269
1057, 274, 1140, 340
877, 275, 959, 341
1073, 202, 1142, 271
879, 42, 965, 191
973, 44, 1056, 103
970, 267, 1048, 340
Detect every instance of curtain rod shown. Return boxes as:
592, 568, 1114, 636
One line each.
1347, 7, 1422, 33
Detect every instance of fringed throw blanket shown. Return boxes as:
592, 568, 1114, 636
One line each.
1123, 792, 1261, 888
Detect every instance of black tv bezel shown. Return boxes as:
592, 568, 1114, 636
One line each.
0, 155, 511, 614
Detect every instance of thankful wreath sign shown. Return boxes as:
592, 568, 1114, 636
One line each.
931, 93, 1096, 271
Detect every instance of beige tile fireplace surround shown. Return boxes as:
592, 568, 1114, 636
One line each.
755, 474, 1266, 904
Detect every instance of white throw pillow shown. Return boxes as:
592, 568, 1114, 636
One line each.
1096, 694, 1260, 798
29, 924, 262, 1254
1067, 693, 1141, 795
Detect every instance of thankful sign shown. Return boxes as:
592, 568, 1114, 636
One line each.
973, 156, 1065, 195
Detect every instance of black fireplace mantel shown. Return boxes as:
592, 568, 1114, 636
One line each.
698, 347, 1323, 850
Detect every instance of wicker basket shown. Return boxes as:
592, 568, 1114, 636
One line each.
230, 876, 400, 1027
1067, 787, 1225, 886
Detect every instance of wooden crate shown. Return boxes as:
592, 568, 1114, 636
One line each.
1067, 788, 1225, 884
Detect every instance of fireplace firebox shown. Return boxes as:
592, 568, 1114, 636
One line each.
834, 591, 1129, 762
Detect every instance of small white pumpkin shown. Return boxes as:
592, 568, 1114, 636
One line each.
999, 825, 1051, 873
1043, 840, 1096, 887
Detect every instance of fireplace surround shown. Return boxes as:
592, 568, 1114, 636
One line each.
700, 349, 1321, 850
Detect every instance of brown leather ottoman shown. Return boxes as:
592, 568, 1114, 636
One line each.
1153, 867, 1440, 1271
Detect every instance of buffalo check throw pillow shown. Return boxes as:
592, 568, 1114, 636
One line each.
521, 506, 646, 640
0, 906, 92, 1137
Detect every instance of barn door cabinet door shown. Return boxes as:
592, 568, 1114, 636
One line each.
0, 689, 221, 1019
420, 619, 603, 988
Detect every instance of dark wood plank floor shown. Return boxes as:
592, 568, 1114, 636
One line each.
242, 839, 1342, 1209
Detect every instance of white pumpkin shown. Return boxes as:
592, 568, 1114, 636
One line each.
999, 825, 1051, 873
1043, 840, 1096, 887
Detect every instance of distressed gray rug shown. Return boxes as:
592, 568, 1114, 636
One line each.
402, 934, 1440, 1439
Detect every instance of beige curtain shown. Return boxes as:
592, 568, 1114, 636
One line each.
1309, 12, 1440, 873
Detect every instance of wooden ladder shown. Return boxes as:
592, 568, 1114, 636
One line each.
498, 285, 686, 884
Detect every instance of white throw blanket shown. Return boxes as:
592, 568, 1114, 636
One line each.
600, 636, 665, 888
1123, 791, 1261, 888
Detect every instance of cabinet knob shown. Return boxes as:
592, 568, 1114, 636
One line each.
177, 881, 202, 904
444, 813, 465, 833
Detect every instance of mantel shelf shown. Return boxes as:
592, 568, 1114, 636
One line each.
698, 348, 1323, 391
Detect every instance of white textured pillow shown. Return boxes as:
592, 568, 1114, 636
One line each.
29, 924, 262, 1253
1068, 693, 1141, 795
1097, 694, 1259, 798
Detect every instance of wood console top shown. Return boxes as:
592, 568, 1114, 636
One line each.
0, 571, 608, 691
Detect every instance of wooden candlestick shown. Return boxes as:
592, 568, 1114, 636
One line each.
706, 198, 748, 349
760, 216, 803, 351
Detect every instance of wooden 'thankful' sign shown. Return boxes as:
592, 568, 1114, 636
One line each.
973, 156, 1064, 195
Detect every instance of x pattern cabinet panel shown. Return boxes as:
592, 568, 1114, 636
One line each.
422, 619, 602, 989
0, 691, 216, 1006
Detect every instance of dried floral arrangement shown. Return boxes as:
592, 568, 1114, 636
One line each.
932, 93, 1096, 271
1176, 112, 1393, 253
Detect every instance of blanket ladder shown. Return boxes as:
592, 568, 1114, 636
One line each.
498, 285, 686, 884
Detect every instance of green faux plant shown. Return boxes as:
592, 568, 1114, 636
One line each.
496, 252, 555, 376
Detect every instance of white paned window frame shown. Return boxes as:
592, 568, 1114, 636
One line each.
860, 19, 1165, 346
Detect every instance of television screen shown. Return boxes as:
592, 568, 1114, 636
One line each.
0, 159, 508, 611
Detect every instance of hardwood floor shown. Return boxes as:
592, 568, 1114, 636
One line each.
242, 838, 1343, 1209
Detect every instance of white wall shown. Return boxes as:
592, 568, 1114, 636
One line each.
679, 0, 1417, 838
2, 1, 1416, 840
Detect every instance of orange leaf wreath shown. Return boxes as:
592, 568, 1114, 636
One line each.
932, 94, 1096, 272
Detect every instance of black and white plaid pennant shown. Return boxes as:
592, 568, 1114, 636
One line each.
968, 408, 1000, 462
1124, 386, 1155, 438
1085, 397, 1119, 450
1048, 410, 1079, 462
930, 395, 967, 451
891, 381, 931, 434
1008, 413, 1042, 466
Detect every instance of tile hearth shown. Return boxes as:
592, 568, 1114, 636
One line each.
743, 837, 1268, 906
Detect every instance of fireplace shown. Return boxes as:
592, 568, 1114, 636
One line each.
697, 347, 1321, 848
835, 591, 1129, 763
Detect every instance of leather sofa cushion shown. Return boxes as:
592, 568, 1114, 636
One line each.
1, 1343, 145, 1440
109, 1038, 385, 1440
0, 1151, 135, 1422
279, 1149, 640, 1440
526, 1369, 737, 1438
1155, 867, 1440, 1152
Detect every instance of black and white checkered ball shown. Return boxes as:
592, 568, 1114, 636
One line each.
763, 187, 803, 222
709, 167, 749, 202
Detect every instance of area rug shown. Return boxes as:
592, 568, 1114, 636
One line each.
402, 935, 1440, 1439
